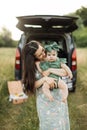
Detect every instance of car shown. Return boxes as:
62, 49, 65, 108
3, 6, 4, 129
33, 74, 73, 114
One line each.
15, 15, 78, 92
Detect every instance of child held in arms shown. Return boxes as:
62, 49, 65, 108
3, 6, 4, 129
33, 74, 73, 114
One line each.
36, 42, 73, 103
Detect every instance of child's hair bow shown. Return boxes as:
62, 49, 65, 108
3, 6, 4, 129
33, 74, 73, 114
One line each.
45, 42, 62, 52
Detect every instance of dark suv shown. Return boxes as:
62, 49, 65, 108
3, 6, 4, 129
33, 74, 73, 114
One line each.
15, 15, 78, 92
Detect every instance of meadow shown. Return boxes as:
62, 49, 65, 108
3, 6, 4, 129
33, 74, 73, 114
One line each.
0, 48, 87, 130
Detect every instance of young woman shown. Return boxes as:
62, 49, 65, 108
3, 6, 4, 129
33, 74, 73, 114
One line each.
22, 40, 70, 130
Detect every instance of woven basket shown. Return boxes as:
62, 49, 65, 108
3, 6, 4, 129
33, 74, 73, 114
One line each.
7, 81, 28, 104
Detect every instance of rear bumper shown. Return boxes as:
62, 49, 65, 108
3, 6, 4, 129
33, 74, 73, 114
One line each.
62, 70, 77, 92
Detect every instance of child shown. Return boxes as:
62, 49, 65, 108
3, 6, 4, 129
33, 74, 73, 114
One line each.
36, 42, 73, 103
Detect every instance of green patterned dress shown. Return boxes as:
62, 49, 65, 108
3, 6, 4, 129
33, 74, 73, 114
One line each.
35, 58, 70, 130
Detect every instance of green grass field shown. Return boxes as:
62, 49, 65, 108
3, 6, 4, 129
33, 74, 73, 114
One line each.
0, 48, 87, 130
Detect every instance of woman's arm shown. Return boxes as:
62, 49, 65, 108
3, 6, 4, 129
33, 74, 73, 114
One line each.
35, 60, 67, 77
49, 68, 67, 76
35, 76, 57, 89
42, 68, 68, 77
61, 63, 73, 79
35, 76, 46, 89
35, 61, 43, 73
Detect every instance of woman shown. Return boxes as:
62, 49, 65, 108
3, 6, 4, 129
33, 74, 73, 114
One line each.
22, 40, 70, 130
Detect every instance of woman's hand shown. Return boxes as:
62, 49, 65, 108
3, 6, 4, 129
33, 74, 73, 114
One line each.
45, 76, 57, 89
35, 76, 57, 89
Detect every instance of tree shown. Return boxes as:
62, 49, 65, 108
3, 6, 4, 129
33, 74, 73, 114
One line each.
0, 27, 17, 47
76, 6, 87, 27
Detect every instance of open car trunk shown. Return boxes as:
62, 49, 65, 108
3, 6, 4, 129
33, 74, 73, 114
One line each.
16, 15, 78, 62
15, 15, 78, 91
16, 15, 78, 33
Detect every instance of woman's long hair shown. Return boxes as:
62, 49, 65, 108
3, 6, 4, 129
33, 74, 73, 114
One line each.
22, 40, 39, 93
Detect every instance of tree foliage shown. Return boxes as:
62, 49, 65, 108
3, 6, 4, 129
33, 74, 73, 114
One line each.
76, 6, 87, 27
0, 27, 17, 47
67, 6, 87, 47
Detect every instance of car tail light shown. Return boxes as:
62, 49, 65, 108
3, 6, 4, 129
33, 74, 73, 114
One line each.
71, 49, 77, 71
15, 48, 21, 69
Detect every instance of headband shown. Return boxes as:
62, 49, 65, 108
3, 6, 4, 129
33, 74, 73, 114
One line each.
44, 42, 62, 52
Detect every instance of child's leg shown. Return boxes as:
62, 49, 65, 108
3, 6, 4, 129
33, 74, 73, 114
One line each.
58, 78, 68, 103
42, 82, 54, 101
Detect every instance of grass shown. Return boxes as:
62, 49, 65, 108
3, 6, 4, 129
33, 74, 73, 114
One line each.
0, 48, 87, 130
68, 48, 87, 130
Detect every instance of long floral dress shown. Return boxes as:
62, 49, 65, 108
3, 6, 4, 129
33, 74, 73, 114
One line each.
36, 71, 70, 130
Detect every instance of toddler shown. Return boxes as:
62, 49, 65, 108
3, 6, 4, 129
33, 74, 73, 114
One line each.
36, 42, 73, 103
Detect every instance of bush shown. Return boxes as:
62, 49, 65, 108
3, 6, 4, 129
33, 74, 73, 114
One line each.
76, 36, 87, 47
0, 27, 18, 47
73, 26, 87, 47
